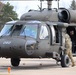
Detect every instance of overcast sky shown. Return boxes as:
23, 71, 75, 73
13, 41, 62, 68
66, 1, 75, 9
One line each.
1, 0, 75, 18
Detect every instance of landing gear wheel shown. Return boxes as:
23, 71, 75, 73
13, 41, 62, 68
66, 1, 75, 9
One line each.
11, 58, 20, 67
61, 55, 70, 67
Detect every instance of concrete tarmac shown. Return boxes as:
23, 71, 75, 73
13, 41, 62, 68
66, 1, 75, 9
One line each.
0, 57, 76, 75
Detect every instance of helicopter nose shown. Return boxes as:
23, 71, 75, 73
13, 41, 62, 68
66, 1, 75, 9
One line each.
0, 37, 26, 57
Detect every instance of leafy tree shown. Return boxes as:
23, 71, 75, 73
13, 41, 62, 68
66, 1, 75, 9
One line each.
70, 0, 76, 10
0, 2, 18, 25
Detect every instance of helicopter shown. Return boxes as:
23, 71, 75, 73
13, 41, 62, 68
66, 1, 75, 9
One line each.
0, 0, 76, 67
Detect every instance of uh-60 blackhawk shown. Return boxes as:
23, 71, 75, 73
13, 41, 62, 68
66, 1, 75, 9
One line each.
0, 0, 76, 67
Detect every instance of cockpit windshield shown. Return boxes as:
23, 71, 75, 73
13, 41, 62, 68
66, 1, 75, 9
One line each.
20, 24, 38, 39
0, 23, 38, 39
0, 24, 13, 36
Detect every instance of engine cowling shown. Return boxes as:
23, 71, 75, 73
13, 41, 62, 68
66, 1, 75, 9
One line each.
20, 9, 58, 22
58, 8, 76, 23
20, 8, 76, 23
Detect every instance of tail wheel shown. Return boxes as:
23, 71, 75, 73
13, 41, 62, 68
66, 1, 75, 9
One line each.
61, 55, 70, 67
11, 58, 20, 67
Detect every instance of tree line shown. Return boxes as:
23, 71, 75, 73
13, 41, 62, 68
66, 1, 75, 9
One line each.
0, 2, 18, 30
0, 2, 18, 24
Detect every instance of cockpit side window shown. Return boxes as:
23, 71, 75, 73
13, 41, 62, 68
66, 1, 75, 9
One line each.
11, 25, 23, 36
39, 25, 49, 39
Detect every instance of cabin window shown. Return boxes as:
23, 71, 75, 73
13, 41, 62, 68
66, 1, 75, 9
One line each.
39, 25, 49, 39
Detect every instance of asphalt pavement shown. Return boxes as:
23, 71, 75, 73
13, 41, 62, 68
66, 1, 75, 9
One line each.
0, 58, 76, 75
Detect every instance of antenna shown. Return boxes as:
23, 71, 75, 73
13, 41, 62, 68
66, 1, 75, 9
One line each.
38, 0, 43, 11
9, 17, 14, 21
40, 0, 43, 10
57, 0, 59, 9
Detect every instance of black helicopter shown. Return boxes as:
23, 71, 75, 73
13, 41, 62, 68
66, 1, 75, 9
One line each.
0, 0, 76, 67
